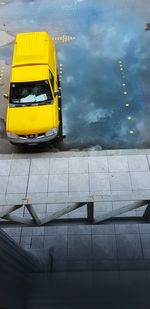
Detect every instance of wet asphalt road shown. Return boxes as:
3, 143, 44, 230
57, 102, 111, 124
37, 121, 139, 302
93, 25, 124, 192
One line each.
0, 0, 150, 153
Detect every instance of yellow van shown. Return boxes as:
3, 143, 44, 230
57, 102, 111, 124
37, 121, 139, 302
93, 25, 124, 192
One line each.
5, 31, 61, 145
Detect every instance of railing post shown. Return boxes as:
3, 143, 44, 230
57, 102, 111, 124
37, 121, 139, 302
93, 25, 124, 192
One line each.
143, 203, 150, 222
87, 202, 94, 223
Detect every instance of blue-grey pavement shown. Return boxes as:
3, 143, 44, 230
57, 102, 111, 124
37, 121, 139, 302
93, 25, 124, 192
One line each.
1, 150, 150, 271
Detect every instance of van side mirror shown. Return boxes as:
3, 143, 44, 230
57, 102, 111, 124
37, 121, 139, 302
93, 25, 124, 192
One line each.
3, 94, 8, 100
54, 90, 60, 97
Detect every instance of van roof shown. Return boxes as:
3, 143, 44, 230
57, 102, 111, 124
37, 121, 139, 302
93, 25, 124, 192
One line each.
12, 32, 54, 68
11, 65, 49, 83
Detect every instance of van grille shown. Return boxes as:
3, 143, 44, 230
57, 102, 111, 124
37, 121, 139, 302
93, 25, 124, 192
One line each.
18, 133, 45, 139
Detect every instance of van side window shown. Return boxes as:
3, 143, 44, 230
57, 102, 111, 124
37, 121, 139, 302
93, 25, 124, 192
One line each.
49, 70, 54, 92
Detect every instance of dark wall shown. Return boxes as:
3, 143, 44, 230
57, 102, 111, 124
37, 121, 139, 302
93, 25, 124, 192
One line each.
0, 229, 39, 309
0, 270, 28, 309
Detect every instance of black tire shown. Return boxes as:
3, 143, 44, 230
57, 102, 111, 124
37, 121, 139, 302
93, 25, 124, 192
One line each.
57, 75, 63, 138
10, 141, 17, 145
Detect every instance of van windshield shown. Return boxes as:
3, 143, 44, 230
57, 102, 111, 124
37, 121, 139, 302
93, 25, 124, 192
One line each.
10, 80, 53, 105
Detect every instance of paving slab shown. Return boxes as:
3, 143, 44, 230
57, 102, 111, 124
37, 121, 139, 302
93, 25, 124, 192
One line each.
130, 172, 150, 190
92, 235, 117, 259
115, 224, 139, 234
50, 158, 68, 174
2, 227, 21, 237
91, 224, 115, 235
53, 234, 68, 260
44, 226, 58, 236
109, 172, 132, 191
44, 235, 56, 250
57, 226, 68, 235
32, 227, 45, 236
48, 174, 68, 193
108, 156, 129, 172
139, 224, 150, 234
69, 173, 89, 192
10, 159, 30, 176
11, 236, 20, 245
0, 176, 8, 193
31, 236, 44, 249
44, 234, 68, 260
89, 173, 110, 191
0, 159, 11, 175
69, 157, 88, 173
116, 234, 143, 259
127, 155, 149, 172
20, 236, 32, 246
7, 175, 28, 194
68, 225, 92, 235
140, 234, 150, 258
68, 235, 92, 260
88, 156, 108, 173
28, 175, 48, 193
30, 158, 50, 175
22, 227, 33, 236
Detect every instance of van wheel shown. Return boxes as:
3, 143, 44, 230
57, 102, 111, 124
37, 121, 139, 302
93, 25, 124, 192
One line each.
58, 107, 63, 137
57, 74, 61, 87
58, 81, 62, 137
10, 141, 17, 145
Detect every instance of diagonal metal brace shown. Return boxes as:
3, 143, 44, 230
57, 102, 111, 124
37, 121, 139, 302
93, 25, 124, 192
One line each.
40, 202, 86, 225
94, 200, 148, 224
3, 214, 33, 225
0, 204, 23, 218
25, 204, 41, 225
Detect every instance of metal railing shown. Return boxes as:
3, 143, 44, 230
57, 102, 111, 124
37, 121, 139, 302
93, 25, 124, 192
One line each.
0, 192, 150, 226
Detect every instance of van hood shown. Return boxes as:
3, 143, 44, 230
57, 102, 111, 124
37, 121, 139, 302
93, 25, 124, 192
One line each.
7, 105, 56, 134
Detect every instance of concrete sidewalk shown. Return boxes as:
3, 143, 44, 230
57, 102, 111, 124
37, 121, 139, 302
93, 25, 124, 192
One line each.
1, 150, 150, 195
1, 150, 150, 271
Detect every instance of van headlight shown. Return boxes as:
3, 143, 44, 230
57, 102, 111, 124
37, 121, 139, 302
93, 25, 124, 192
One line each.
45, 128, 58, 137
7, 132, 18, 138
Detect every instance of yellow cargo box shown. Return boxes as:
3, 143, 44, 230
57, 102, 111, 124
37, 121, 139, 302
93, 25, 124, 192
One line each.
12, 32, 55, 70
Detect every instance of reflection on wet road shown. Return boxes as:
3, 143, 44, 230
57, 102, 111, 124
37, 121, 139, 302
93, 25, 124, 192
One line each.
1, 0, 150, 151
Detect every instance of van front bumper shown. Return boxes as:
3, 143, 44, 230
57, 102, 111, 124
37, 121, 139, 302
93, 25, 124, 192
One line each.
7, 132, 58, 145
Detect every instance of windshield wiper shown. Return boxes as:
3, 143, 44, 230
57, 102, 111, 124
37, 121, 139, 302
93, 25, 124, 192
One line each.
10, 100, 53, 107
